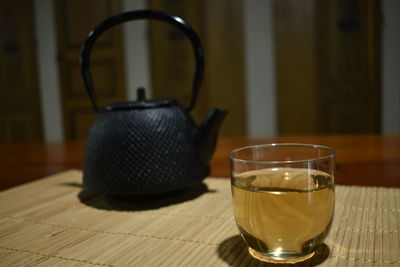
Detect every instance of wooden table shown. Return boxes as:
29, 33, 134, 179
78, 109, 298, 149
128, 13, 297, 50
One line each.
1, 135, 400, 191
1, 135, 399, 266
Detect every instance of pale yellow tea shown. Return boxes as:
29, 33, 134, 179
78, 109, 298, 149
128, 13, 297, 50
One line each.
231, 167, 334, 262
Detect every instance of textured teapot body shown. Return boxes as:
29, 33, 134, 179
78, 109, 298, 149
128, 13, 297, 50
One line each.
83, 106, 209, 195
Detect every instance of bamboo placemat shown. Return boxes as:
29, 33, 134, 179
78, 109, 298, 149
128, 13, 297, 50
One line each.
0, 170, 399, 266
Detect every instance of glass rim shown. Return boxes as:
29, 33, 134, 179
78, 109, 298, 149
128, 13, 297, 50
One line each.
228, 143, 336, 165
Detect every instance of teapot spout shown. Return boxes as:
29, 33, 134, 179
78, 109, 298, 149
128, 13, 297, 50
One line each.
195, 108, 228, 166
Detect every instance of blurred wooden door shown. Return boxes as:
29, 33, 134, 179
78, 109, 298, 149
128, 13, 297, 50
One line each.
55, 0, 126, 140
149, 0, 247, 136
0, 0, 43, 141
276, 0, 381, 134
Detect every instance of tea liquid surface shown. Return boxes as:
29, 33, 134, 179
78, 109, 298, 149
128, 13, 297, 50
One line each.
232, 167, 334, 260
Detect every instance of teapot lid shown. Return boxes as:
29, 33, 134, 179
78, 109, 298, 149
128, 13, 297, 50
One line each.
102, 87, 177, 111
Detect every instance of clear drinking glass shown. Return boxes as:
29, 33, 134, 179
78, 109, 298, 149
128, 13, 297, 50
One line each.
229, 143, 335, 264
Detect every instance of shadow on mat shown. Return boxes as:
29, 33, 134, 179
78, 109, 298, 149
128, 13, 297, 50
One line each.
72, 182, 214, 211
217, 235, 330, 267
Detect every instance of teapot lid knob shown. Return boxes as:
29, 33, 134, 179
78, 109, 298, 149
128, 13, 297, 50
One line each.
102, 86, 177, 111
137, 87, 146, 101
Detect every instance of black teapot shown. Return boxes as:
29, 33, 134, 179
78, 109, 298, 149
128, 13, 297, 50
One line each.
81, 10, 227, 196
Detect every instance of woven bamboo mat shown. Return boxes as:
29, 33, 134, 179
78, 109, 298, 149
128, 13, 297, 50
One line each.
0, 170, 399, 266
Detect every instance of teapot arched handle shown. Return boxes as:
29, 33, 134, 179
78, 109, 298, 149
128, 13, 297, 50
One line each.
81, 10, 204, 112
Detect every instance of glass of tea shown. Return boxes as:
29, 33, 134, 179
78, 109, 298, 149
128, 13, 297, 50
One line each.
229, 143, 335, 264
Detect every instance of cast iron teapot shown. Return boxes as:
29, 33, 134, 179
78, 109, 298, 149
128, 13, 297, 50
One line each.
81, 10, 227, 196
